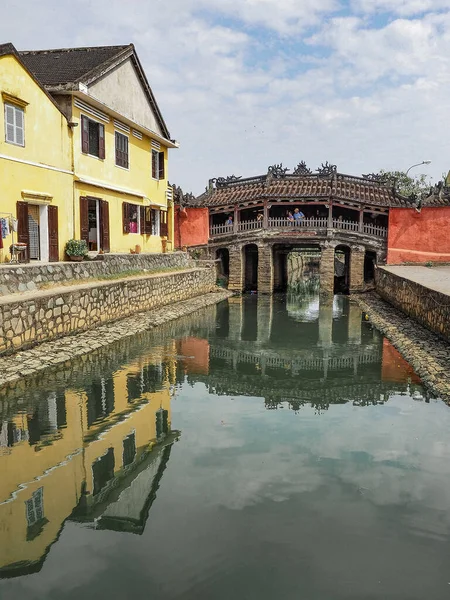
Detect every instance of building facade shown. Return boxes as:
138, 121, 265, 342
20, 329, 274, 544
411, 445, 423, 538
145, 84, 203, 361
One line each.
0, 43, 177, 263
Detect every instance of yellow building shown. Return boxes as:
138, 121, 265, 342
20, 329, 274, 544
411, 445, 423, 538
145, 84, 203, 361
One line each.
0, 43, 73, 262
0, 348, 176, 577
0, 42, 177, 262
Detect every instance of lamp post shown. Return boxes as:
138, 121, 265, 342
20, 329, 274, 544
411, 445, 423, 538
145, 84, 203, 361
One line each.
405, 160, 431, 177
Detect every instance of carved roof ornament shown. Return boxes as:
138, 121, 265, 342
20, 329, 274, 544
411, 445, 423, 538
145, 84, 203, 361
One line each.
293, 161, 312, 176
212, 175, 242, 188
267, 163, 290, 178
362, 173, 391, 184
316, 162, 337, 177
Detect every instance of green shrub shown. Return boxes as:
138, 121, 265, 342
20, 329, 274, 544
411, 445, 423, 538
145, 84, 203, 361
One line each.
65, 239, 88, 257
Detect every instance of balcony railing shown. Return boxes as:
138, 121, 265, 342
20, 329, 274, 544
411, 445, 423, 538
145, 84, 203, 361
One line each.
210, 217, 387, 239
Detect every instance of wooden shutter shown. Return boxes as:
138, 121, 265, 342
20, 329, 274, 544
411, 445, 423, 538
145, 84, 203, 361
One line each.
16, 201, 29, 263
122, 202, 130, 233
151, 150, 158, 179
158, 151, 165, 180
139, 206, 146, 235
144, 207, 152, 234
81, 115, 89, 154
80, 196, 89, 244
160, 211, 168, 237
98, 123, 105, 159
48, 205, 59, 262
100, 200, 110, 252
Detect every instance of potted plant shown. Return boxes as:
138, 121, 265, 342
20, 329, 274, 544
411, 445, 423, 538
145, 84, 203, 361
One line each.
65, 239, 88, 261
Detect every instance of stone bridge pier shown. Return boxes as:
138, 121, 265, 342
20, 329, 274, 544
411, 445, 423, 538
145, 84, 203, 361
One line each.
225, 239, 372, 295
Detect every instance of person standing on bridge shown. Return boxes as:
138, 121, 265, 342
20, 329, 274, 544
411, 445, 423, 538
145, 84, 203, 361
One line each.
293, 208, 305, 221
225, 215, 233, 226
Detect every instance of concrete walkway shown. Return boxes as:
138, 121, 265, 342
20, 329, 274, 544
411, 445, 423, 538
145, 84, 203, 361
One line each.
382, 265, 450, 296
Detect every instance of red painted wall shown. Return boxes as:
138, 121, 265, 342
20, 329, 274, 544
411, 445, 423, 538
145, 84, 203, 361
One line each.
388, 207, 450, 264
174, 206, 209, 248
381, 339, 421, 384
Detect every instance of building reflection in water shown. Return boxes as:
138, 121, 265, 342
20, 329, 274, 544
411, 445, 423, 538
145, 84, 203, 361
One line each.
0, 293, 431, 580
0, 343, 179, 579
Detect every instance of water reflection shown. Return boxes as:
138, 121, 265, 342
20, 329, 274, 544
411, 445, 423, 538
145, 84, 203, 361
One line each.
0, 294, 438, 598
0, 346, 178, 579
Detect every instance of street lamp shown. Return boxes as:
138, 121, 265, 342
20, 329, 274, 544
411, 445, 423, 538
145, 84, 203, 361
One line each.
405, 160, 431, 176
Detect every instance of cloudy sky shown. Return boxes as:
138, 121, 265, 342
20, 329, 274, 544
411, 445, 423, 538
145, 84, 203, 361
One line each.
2, 0, 450, 193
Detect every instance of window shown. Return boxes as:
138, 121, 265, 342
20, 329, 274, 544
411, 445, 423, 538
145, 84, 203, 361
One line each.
115, 131, 129, 168
5, 103, 24, 146
123, 202, 140, 234
25, 488, 44, 527
151, 149, 165, 180
123, 432, 136, 467
81, 115, 105, 158
151, 209, 160, 236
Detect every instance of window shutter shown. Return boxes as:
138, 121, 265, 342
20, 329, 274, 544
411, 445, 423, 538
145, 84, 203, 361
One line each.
160, 211, 168, 237
123, 135, 128, 168
5, 105, 15, 143
115, 132, 120, 166
123, 202, 130, 233
144, 207, 152, 234
139, 206, 145, 235
81, 116, 89, 154
48, 205, 59, 262
16, 201, 30, 262
151, 150, 158, 179
158, 151, 165, 180
98, 124, 105, 159
100, 200, 110, 252
80, 197, 89, 244
14, 107, 24, 146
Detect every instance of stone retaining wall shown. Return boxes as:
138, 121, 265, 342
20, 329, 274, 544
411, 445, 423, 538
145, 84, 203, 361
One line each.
376, 266, 450, 341
0, 267, 215, 355
0, 252, 192, 296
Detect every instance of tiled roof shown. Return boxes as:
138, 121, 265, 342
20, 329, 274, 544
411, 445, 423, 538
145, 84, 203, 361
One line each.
193, 173, 405, 209
19, 45, 131, 86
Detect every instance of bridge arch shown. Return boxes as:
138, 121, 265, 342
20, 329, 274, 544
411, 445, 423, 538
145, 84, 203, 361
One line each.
215, 247, 230, 287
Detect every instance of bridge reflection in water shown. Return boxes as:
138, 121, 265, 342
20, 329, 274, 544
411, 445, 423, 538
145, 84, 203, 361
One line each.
0, 294, 427, 581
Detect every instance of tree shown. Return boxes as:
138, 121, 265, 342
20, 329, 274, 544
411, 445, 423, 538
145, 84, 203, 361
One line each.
378, 170, 431, 197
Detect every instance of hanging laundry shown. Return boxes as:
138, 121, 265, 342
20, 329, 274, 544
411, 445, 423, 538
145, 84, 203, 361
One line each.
0, 218, 10, 239
9, 217, 18, 232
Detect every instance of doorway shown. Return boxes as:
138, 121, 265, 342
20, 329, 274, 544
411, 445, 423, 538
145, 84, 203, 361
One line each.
16, 201, 58, 262
80, 196, 110, 253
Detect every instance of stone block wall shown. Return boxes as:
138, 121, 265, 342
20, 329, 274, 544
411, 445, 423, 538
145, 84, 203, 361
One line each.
0, 252, 192, 296
349, 246, 365, 293
0, 267, 215, 355
319, 246, 335, 296
376, 267, 450, 341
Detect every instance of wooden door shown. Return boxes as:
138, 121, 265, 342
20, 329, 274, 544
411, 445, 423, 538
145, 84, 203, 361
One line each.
16, 201, 29, 262
99, 200, 110, 252
48, 205, 59, 262
80, 196, 89, 245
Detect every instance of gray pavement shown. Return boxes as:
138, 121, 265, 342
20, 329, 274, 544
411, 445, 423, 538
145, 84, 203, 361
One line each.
381, 265, 450, 296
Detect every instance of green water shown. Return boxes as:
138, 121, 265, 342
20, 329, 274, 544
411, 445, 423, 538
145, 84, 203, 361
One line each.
1, 295, 449, 600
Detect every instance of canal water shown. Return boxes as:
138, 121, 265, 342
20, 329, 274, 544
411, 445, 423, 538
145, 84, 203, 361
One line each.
1, 295, 450, 600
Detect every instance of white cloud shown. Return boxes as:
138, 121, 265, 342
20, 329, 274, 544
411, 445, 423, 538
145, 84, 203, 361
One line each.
1, 0, 449, 192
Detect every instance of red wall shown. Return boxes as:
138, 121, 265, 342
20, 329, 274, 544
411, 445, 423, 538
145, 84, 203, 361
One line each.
381, 339, 421, 384
387, 207, 450, 264
174, 206, 209, 248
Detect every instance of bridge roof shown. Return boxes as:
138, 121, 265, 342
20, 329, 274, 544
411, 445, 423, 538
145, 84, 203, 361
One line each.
190, 162, 430, 209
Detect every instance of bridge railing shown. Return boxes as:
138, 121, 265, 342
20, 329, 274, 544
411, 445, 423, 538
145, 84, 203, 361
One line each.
268, 217, 328, 229
210, 217, 387, 239
210, 223, 234, 236
362, 223, 388, 238
238, 220, 263, 232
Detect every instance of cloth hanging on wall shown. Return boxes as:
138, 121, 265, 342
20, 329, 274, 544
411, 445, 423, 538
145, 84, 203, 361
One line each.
9, 218, 18, 232
0, 218, 10, 239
